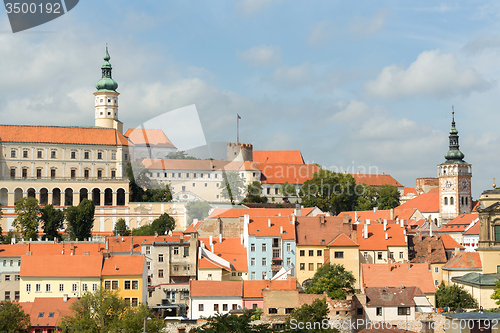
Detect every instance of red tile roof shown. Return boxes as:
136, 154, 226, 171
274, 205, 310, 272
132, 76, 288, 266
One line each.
105, 235, 190, 253
404, 188, 418, 195
199, 237, 248, 271
295, 216, 352, 246
440, 234, 465, 250
328, 233, 359, 247
101, 255, 145, 276
341, 208, 418, 223
410, 235, 447, 264
124, 128, 176, 148
253, 150, 304, 164
257, 163, 321, 185
361, 263, 436, 294
0, 243, 104, 257
365, 286, 425, 306
351, 174, 404, 187
442, 252, 481, 270
248, 216, 296, 240
198, 256, 230, 270
20, 297, 77, 328
243, 279, 297, 298
396, 191, 439, 213
464, 222, 479, 235
189, 280, 243, 297
438, 214, 479, 233
0, 125, 128, 146
356, 222, 407, 251
20, 255, 103, 277
209, 207, 314, 218
143, 159, 259, 171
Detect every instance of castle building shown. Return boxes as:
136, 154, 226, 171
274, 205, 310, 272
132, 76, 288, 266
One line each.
437, 112, 472, 225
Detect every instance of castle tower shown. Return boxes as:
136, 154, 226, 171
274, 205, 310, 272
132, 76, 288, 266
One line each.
94, 47, 123, 133
227, 142, 253, 162
437, 111, 472, 225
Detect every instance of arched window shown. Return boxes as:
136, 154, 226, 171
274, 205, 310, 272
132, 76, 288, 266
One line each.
450, 197, 454, 205
465, 197, 468, 205
444, 197, 448, 205
461, 197, 464, 205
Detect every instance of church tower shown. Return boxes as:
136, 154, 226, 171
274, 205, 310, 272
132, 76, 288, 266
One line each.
437, 110, 472, 225
94, 47, 123, 133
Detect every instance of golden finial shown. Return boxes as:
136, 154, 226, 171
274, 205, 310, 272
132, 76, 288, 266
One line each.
493, 178, 497, 188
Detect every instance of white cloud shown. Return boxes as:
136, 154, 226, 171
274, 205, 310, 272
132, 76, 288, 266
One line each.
462, 34, 500, 56
267, 63, 313, 89
236, 0, 275, 15
237, 45, 282, 67
307, 21, 335, 46
349, 10, 388, 38
365, 50, 491, 98
413, 3, 459, 12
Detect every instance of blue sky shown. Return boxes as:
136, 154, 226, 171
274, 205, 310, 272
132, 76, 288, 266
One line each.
1, 0, 500, 198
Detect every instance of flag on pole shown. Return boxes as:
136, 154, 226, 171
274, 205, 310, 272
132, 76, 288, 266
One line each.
237, 114, 241, 119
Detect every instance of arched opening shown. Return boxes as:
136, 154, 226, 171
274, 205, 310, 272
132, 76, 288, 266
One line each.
65, 188, 74, 206
0, 189, 8, 206
14, 188, 23, 204
450, 197, 454, 205
461, 197, 464, 206
444, 197, 448, 205
92, 188, 101, 206
52, 188, 61, 206
466, 197, 468, 205
27, 188, 36, 199
79, 188, 88, 203
117, 189, 125, 206
104, 188, 113, 206
40, 188, 48, 206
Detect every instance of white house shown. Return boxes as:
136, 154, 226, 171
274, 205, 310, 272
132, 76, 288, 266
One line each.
189, 280, 243, 319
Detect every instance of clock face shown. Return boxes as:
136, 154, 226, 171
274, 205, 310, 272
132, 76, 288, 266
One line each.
442, 179, 453, 191
460, 179, 470, 191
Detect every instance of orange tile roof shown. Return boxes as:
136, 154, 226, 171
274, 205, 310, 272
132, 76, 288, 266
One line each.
438, 214, 479, 233
124, 128, 176, 148
0, 125, 128, 146
210, 207, 313, 218
20, 255, 103, 277
464, 222, 479, 235
190, 280, 243, 297
0, 243, 104, 257
198, 257, 230, 270
295, 216, 352, 246
248, 216, 296, 240
199, 237, 248, 271
355, 222, 407, 251
184, 220, 204, 233
101, 255, 145, 276
328, 233, 358, 247
442, 252, 481, 270
20, 297, 77, 328
257, 163, 320, 185
396, 191, 439, 213
361, 263, 435, 294
404, 188, 418, 195
440, 234, 465, 250
472, 201, 480, 212
142, 159, 260, 171
253, 150, 304, 164
105, 235, 190, 253
341, 208, 417, 223
243, 279, 297, 298
351, 174, 404, 187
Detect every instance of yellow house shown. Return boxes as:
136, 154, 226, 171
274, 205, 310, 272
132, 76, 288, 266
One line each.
101, 255, 147, 306
327, 234, 360, 289
20, 255, 103, 302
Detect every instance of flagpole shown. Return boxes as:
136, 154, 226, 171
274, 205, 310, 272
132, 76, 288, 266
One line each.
237, 115, 239, 144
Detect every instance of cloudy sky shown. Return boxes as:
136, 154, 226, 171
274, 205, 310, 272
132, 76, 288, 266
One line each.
1, 0, 499, 198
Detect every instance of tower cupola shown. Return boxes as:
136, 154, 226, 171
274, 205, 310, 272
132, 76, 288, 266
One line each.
443, 111, 466, 164
95, 47, 119, 92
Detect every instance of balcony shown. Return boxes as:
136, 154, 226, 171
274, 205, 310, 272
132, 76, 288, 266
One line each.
170, 265, 193, 276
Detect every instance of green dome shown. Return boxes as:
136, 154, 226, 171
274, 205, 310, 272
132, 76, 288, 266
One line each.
95, 47, 118, 92
441, 111, 467, 164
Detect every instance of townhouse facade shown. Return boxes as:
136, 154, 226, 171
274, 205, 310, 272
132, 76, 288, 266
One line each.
189, 280, 243, 319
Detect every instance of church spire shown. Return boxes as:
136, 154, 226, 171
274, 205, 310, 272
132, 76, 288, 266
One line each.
443, 107, 466, 164
95, 46, 118, 92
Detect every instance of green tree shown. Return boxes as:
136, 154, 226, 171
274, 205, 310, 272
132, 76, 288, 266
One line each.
437, 281, 478, 310
280, 182, 297, 202
355, 184, 378, 211
166, 150, 199, 160
114, 218, 131, 236
0, 300, 31, 333
299, 170, 360, 215
0, 225, 3, 244
186, 201, 212, 224
2, 231, 20, 245
288, 298, 338, 333
192, 309, 274, 333
376, 184, 400, 210
126, 163, 173, 202
143, 184, 173, 202
126, 162, 146, 202
60, 288, 164, 332
245, 181, 268, 203
65, 199, 95, 241
40, 204, 64, 241
13, 197, 40, 240
220, 171, 246, 204
305, 263, 356, 300
132, 213, 176, 236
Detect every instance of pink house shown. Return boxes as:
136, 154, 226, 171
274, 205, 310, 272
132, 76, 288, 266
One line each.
19, 296, 76, 333
242, 279, 297, 310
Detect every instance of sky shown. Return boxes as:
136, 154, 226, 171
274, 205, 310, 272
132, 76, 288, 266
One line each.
0, 0, 499, 198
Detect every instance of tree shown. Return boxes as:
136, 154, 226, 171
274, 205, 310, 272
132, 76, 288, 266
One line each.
437, 281, 478, 310
40, 204, 65, 241
60, 288, 165, 332
166, 150, 199, 160
186, 201, 212, 224
0, 207, 3, 243
280, 182, 297, 203
355, 184, 378, 211
299, 170, 359, 215
305, 263, 356, 300
0, 300, 31, 333
114, 218, 130, 236
65, 199, 95, 241
376, 184, 400, 210
132, 213, 176, 236
220, 171, 246, 205
192, 309, 274, 333
288, 298, 338, 333
13, 197, 40, 240
143, 184, 172, 202
126, 163, 172, 202
245, 181, 268, 203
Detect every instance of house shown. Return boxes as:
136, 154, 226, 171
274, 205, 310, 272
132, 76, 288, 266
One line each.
19, 296, 77, 333
189, 280, 243, 319
450, 273, 499, 309
441, 252, 482, 286
437, 213, 479, 248
242, 279, 297, 310
350, 173, 405, 195
148, 282, 190, 318
101, 255, 147, 306
361, 263, 436, 307
396, 190, 440, 224
341, 208, 424, 224
198, 237, 248, 281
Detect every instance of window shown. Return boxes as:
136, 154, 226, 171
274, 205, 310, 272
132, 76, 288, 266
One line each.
214, 304, 219, 312
216, 183, 220, 188
398, 307, 410, 316
317, 263, 323, 269
36, 284, 41, 292
399, 252, 404, 259
300, 263, 305, 270
158, 254, 164, 262
334, 251, 344, 259
10, 260, 13, 266
309, 263, 314, 271
287, 258, 291, 266
309, 250, 314, 256
104, 281, 111, 290
97, 170, 102, 179
251, 244, 255, 251
71, 151, 76, 159
22, 168, 27, 179
51, 150, 56, 159
268, 308, 278, 314
223, 304, 228, 311
38, 312, 44, 318
158, 269, 164, 278
36, 168, 42, 179
131, 298, 138, 306
26, 284, 31, 292
112, 281, 118, 290
199, 304, 204, 311
238, 272, 242, 276
389, 252, 394, 259
184, 247, 189, 256
15, 291, 19, 301
51, 169, 56, 179
110, 170, 116, 179
147, 261, 151, 270
435, 280, 439, 286
97, 152, 103, 160
72, 284, 78, 292
232, 272, 236, 277
46, 284, 51, 292
17, 260, 20, 266
84, 169, 89, 179
71, 169, 76, 179
251, 272, 255, 279
4, 275, 10, 281
14, 275, 19, 281
273, 249, 280, 258
84, 151, 90, 159
59, 284, 64, 292
125, 153, 128, 161
376, 307, 382, 316
174, 247, 179, 255
450, 197, 454, 205
186, 173, 190, 178
10, 168, 16, 179
262, 258, 267, 266
444, 197, 448, 205
377, 252, 383, 260
23, 150, 28, 158
317, 250, 322, 256
10, 149, 16, 158
287, 243, 291, 252
92, 284, 98, 291
435, 267, 439, 273
111, 152, 116, 160
267, 188, 271, 195
286, 308, 294, 314
275, 188, 279, 195
262, 244, 267, 252
37, 150, 43, 158
250, 258, 255, 266
363, 252, 368, 260
82, 284, 88, 292
2, 260, 5, 266
145, 246, 151, 254
357, 308, 363, 315
48, 312, 54, 318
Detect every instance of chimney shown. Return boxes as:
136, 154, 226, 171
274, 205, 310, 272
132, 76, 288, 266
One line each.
63, 294, 68, 302
364, 224, 368, 239
390, 209, 394, 220
193, 218, 198, 227
343, 214, 349, 224
403, 229, 406, 235
278, 213, 281, 217
366, 219, 370, 225
355, 211, 357, 222
295, 203, 302, 217
219, 234, 222, 243
385, 232, 388, 240
209, 235, 213, 246
383, 220, 387, 231
400, 219, 404, 228
292, 215, 296, 225
268, 218, 271, 228
244, 214, 250, 225
429, 220, 433, 237
240, 234, 243, 245
454, 246, 459, 255
405, 235, 408, 243
280, 226, 283, 234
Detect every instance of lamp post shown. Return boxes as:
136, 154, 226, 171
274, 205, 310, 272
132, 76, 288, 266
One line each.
142, 317, 147, 333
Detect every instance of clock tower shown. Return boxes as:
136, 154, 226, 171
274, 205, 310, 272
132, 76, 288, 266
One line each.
438, 111, 472, 225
